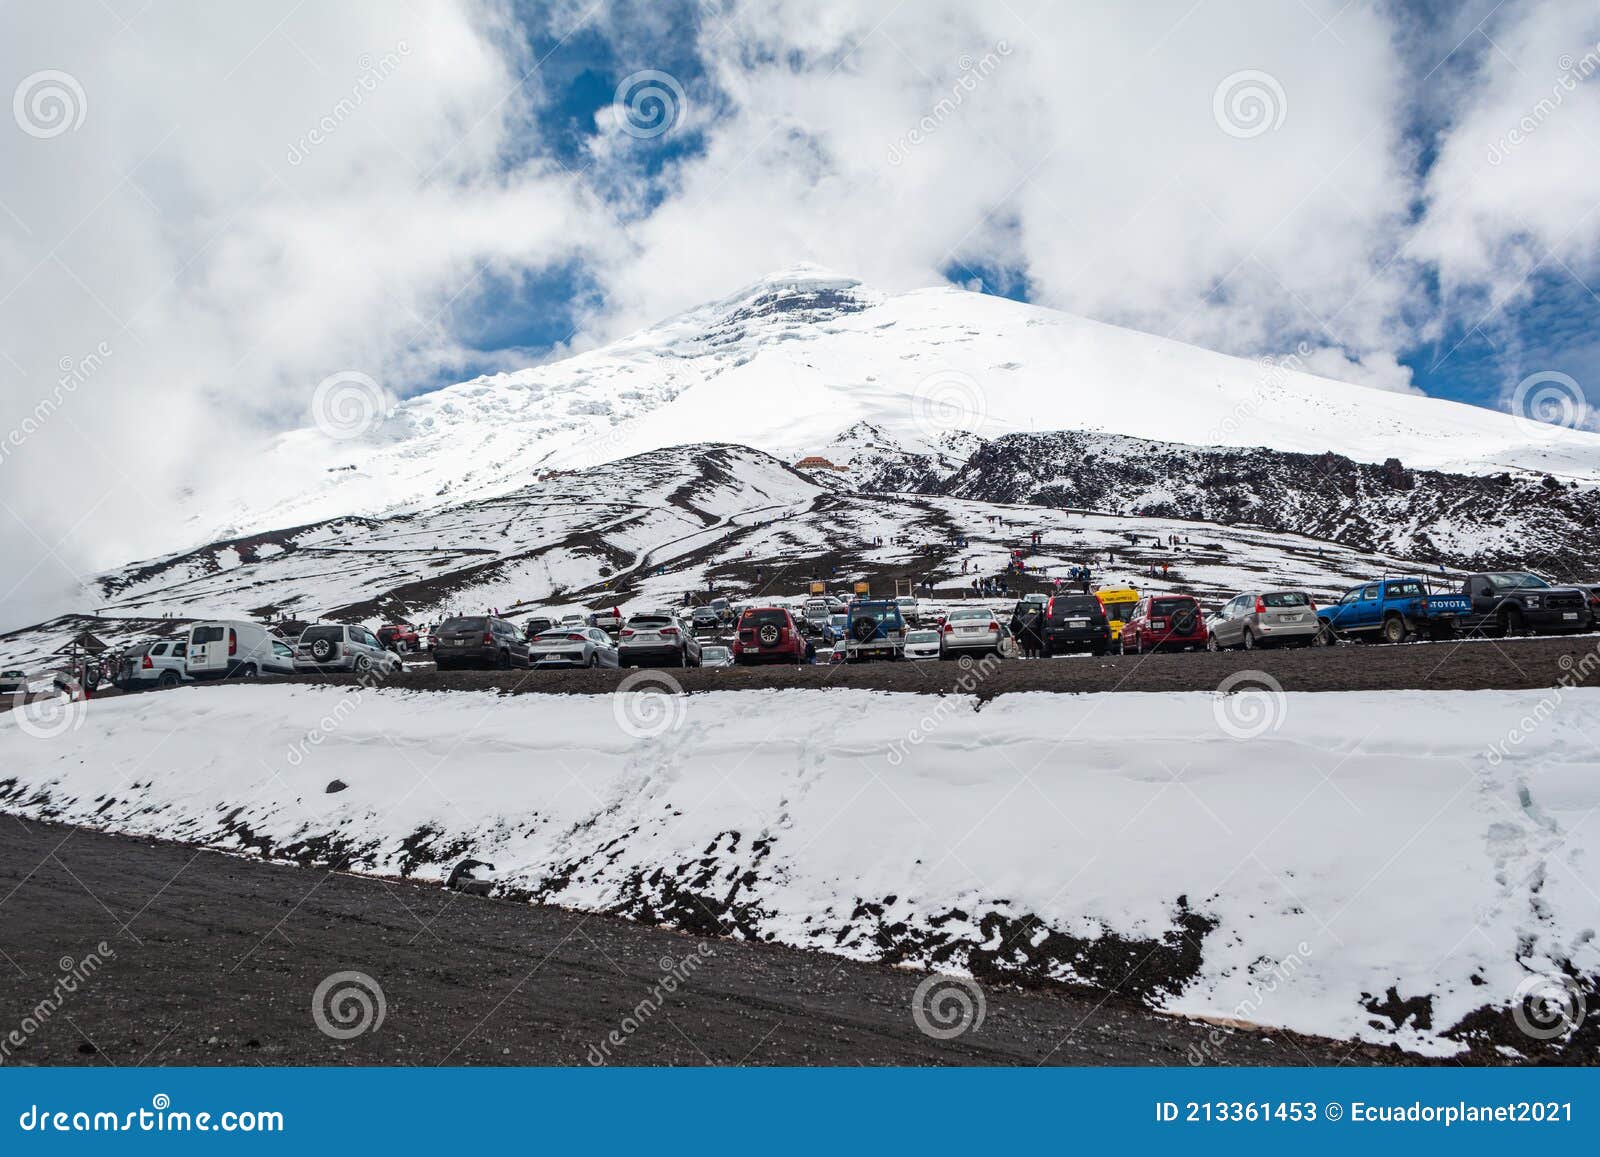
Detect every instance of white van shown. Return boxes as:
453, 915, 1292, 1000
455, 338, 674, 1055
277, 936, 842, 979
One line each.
184, 620, 279, 679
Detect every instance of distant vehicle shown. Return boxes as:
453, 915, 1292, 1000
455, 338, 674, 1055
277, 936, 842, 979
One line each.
1119, 595, 1207, 654
1041, 594, 1111, 656
1315, 577, 1470, 644
530, 626, 618, 668
293, 623, 405, 676
590, 606, 624, 633
523, 616, 554, 640
939, 606, 1002, 659
0, 669, 28, 695
376, 621, 422, 652
826, 641, 848, 665
265, 638, 297, 675
802, 599, 832, 627
733, 607, 810, 665
895, 596, 921, 627
903, 628, 942, 660
185, 620, 281, 679
690, 606, 722, 631
1093, 585, 1141, 644
118, 641, 188, 689
433, 616, 531, 670
619, 612, 702, 668
709, 597, 733, 624
1206, 590, 1319, 650
557, 613, 587, 629
700, 645, 734, 669
1457, 572, 1592, 636
846, 599, 907, 661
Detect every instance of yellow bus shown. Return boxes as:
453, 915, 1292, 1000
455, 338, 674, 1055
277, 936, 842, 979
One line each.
1093, 584, 1141, 642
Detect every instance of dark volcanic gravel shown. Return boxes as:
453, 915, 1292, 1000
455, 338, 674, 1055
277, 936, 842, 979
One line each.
0, 819, 1411, 1067
278, 633, 1600, 698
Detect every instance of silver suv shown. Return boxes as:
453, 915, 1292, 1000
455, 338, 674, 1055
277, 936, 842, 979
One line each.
294, 623, 404, 675
119, 639, 189, 689
1207, 590, 1318, 650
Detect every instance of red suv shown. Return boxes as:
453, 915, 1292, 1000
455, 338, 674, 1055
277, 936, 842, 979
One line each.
376, 621, 422, 652
1119, 594, 1208, 654
732, 607, 809, 665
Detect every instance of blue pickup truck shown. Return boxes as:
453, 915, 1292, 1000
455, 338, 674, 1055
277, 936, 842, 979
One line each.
1316, 577, 1472, 644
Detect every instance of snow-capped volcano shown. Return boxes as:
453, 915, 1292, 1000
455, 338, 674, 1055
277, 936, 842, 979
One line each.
186, 264, 1600, 544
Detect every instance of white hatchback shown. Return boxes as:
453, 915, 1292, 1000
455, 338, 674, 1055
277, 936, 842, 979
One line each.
903, 629, 942, 660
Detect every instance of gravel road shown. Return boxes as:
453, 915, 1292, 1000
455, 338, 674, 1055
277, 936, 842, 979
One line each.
0, 819, 1415, 1067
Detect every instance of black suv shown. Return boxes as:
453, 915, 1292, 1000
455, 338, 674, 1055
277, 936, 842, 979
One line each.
434, 616, 531, 670
1042, 594, 1111, 656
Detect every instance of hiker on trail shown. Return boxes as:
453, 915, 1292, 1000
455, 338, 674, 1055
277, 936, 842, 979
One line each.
1161, 562, 1169, 579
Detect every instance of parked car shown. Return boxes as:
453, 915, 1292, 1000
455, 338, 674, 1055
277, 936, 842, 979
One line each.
294, 623, 405, 676
1206, 590, 1319, 650
846, 599, 907, 661
733, 607, 810, 665
801, 599, 832, 627
376, 621, 422, 652
185, 620, 281, 679
0, 669, 29, 695
265, 638, 297, 675
826, 641, 849, 665
523, 616, 554, 640
590, 606, 624, 633
530, 626, 619, 668
903, 628, 942, 660
709, 597, 733, 625
1457, 572, 1592, 636
1315, 577, 1470, 644
690, 606, 722, 631
1093, 585, 1141, 644
619, 612, 703, 667
557, 613, 587, 630
433, 616, 531, 669
118, 641, 188, 689
895, 596, 921, 627
939, 605, 1002, 659
700, 644, 734, 669
1119, 595, 1208, 654
1041, 594, 1111, 656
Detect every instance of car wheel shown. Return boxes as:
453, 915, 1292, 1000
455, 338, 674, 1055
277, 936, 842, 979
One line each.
1500, 608, 1527, 637
240, 663, 258, 678
587, 653, 599, 668
1380, 615, 1408, 645
497, 650, 511, 670
1311, 621, 1335, 646
1241, 628, 1255, 651
353, 655, 372, 675
158, 670, 180, 688
1205, 634, 1221, 652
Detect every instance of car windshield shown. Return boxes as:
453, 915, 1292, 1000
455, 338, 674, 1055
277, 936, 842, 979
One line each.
1485, 572, 1550, 591
190, 626, 225, 644
439, 617, 487, 633
1262, 592, 1310, 607
948, 607, 990, 620
629, 615, 672, 627
1151, 598, 1194, 615
1101, 600, 1136, 620
1049, 597, 1101, 618
536, 628, 578, 640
